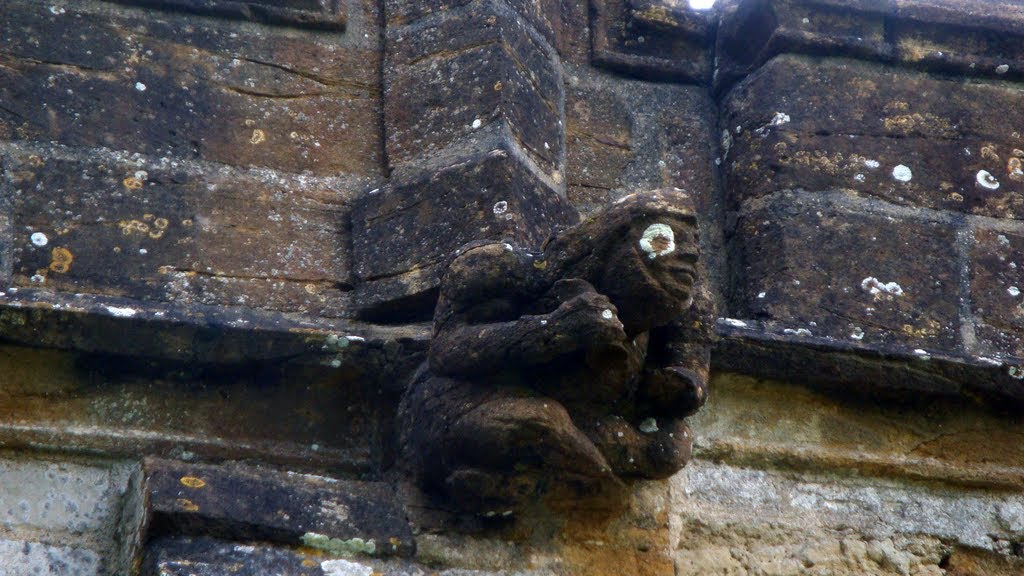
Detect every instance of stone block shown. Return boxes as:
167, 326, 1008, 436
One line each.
715, 0, 1024, 93
0, 143, 355, 316
722, 55, 1024, 218
894, 0, 1024, 80
385, 0, 562, 176
145, 459, 414, 556
0, 0, 381, 177
384, 0, 589, 63
971, 227, 1024, 359
0, 540, 101, 576
591, 0, 716, 82
351, 140, 576, 319
102, 0, 348, 30
731, 191, 961, 351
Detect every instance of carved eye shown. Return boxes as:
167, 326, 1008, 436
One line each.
638, 223, 676, 259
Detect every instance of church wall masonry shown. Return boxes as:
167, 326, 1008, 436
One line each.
1, 0, 1024, 574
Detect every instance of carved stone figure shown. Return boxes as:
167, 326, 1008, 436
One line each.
398, 190, 713, 514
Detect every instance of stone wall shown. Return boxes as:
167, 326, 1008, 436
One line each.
1, 0, 1023, 574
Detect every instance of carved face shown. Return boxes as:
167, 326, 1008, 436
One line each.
595, 215, 699, 335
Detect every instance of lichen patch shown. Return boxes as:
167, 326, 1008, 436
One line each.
639, 223, 676, 259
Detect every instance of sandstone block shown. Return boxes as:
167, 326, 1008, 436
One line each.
591, 0, 716, 82
971, 227, 1024, 359
0, 0, 381, 177
722, 55, 1024, 218
385, 0, 562, 175
145, 459, 414, 556
1, 144, 355, 316
0, 540, 101, 576
731, 191, 961, 351
351, 141, 576, 319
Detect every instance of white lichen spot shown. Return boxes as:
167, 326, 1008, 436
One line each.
976, 169, 1000, 190
757, 292, 766, 299
30, 274, 45, 284
471, 118, 482, 129
540, 319, 548, 325
492, 200, 508, 215
1009, 286, 1021, 297
135, 81, 147, 92
1009, 366, 1024, 380
139, 248, 147, 255
770, 112, 791, 126
850, 326, 865, 340
913, 349, 931, 360
998, 234, 1010, 246
601, 309, 614, 320
321, 559, 373, 576
783, 328, 813, 336
330, 359, 342, 368
892, 164, 913, 182
978, 357, 1003, 367
854, 173, 866, 182
864, 159, 880, 169
638, 418, 658, 434
105, 306, 138, 318
30, 232, 48, 247
638, 223, 676, 259
721, 318, 748, 328
861, 277, 904, 297
996, 64, 1010, 75
616, 431, 624, 438
49, 6, 66, 15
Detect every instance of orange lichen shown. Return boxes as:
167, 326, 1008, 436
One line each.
176, 498, 200, 512
180, 475, 207, 488
122, 177, 144, 190
48, 247, 73, 273
250, 128, 266, 145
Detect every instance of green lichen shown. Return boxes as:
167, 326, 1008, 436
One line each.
300, 532, 376, 557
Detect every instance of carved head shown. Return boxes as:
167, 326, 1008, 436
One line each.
545, 189, 701, 336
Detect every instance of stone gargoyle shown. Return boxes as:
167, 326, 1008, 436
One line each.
397, 189, 713, 514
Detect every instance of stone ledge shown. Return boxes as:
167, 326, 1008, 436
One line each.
143, 458, 415, 557
713, 319, 1024, 404
100, 0, 347, 30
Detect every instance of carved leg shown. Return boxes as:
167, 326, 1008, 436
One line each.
582, 415, 692, 479
398, 369, 615, 512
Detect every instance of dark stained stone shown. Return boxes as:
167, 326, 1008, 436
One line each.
0, 0, 381, 177
384, 0, 563, 175
144, 459, 414, 556
715, 0, 1024, 94
722, 55, 1024, 219
102, 0, 348, 30
398, 191, 712, 515
971, 227, 1024, 359
0, 143, 360, 316
591, 0, 716, 83
351, 139, 577, 320
730, 190, 962, 351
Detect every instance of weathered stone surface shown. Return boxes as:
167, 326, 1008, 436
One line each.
692, 374, 1024, 492
591, 0, 716, 82
399, 191, 711, 515
145, 459, 414, 556
673, 458, 1024, 574
971, 227, 1024, 360
722, 55, 1024, 218
0, 0, 381, 177
894, 0, 1024, 80
351, 142, 577, 320
715, 0, 1024, 93
384, 0, 590, 64
731, 190, 961, 351
0, 303, 428, 473
103, 0, 348, 30
385, 0, 563, 176
1, 142, 360, 316
0, 456, 142, 575
0, 540, 102, 576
